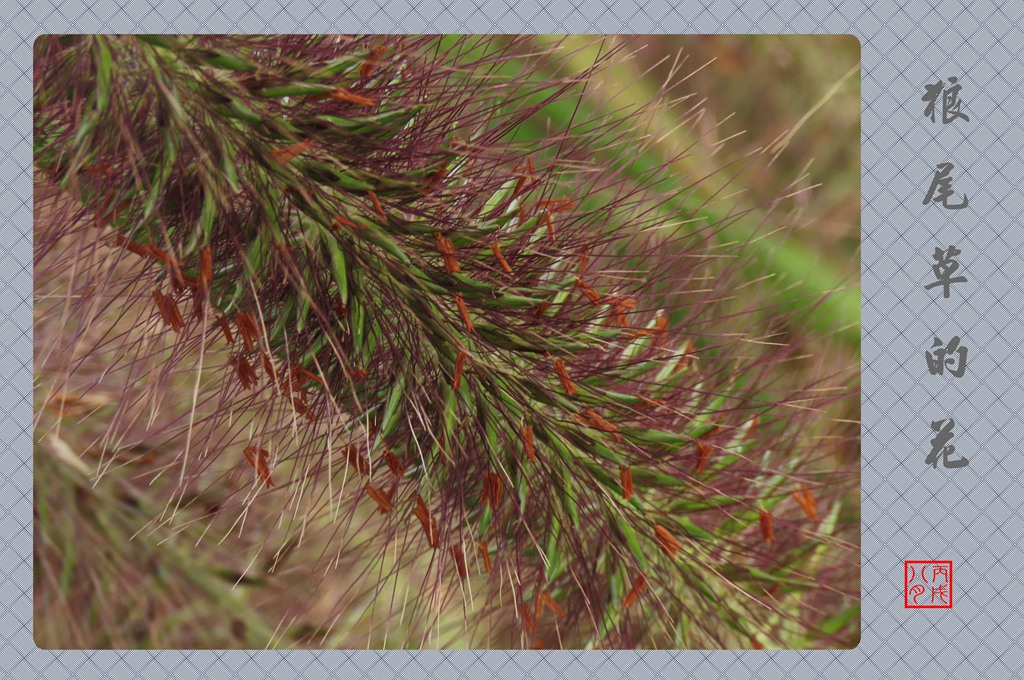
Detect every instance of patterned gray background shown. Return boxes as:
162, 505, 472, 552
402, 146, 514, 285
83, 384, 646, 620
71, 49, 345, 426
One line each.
4, 1, 1024, 678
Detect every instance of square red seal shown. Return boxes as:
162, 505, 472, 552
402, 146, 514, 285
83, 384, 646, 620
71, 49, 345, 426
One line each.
904, 560, 953, 608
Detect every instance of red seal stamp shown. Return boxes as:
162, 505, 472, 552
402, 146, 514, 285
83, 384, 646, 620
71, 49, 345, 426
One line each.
904, 560, 953, 608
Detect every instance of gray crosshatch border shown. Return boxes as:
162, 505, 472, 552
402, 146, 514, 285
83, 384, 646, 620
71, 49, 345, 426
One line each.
4, 1, 1024, 678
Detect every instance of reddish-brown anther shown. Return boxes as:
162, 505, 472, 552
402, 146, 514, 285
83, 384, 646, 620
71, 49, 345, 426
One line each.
638, 396, 665, 410
453, 350, 468, 390
367, 190, 386, 220
654, 524, 682, 559
520, 603, 537, 634
290, 394, 317, 421
435, 232, 461, 273
759, 507, 775, 545
542, 209, 555, 240
84, 162, 114, 178
478, 541, 493, 575
329, 87, 376, 107
792, 485, 820, 524
537, 590, 565, 619
539, 197, 575, 213
290, 366, 324, 390
271, 139, 314, 166
146, 245, 172, 265
575, 277, 602, 305
490, 242, 513, 274
365, 483, 393, 514
152, 290, 185, 333
198, 248, 212, 286
454, 294, 474, 334
360, 44, 386, 78
695, 440, 713, 475
190, 285, 206, 321
672, 339, 696, 373
576, 409, 621, 439
619, 465, 634, 501
413, 495, 439, 549
576, 248, 590, 275
609, 296, 637, 327
701, 425, 722, 440
346, 366, 369, 382
346, 444, 370, 476
521, 423, 536, 462
242, 446, 274, 488
652, 311, 669, 349
553, 358, 577, 396
366, 417, 380, 440
214, 313, 235, 345
113, 233, 152, 258
331, 297, 348, 318
383, 450, 405, 478
167, 259, 187, 294
479, 471, 503, 511
422, 165, 449, 195
260, 352, 276, 380
512, 157, 536, 197
622, 574, 647, 609
332, 215, 359, 231
234, 312, 261, 352
450, 544, 468, 581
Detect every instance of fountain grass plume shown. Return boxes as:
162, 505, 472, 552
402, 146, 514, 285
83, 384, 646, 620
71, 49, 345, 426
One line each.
33, 34, 858, 649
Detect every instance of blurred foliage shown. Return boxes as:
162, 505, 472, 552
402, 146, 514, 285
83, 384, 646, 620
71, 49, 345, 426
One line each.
668, 35, 860, 265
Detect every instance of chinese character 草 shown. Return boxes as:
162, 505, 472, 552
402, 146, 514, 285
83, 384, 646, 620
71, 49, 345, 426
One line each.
924, 245, 967, 298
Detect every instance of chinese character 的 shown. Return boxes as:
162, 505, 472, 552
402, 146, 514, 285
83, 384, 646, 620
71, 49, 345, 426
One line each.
922, 77, 969, 124
927, 418, 969, 469
924, 245, 967, 298
925, 336, 968, 377
923, 162, 969, 210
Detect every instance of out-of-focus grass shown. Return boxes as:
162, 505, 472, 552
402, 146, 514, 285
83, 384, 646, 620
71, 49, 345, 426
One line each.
35, 433, 278, 648
34, 35, 860, 649
461, 35, 860, 348
586, 35, 859, 350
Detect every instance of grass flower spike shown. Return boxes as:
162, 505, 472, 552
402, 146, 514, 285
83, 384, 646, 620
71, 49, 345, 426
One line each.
34, 35, 858, 649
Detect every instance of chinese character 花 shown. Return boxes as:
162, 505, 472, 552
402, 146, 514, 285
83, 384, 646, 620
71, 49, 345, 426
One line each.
927, 418, 969, 469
